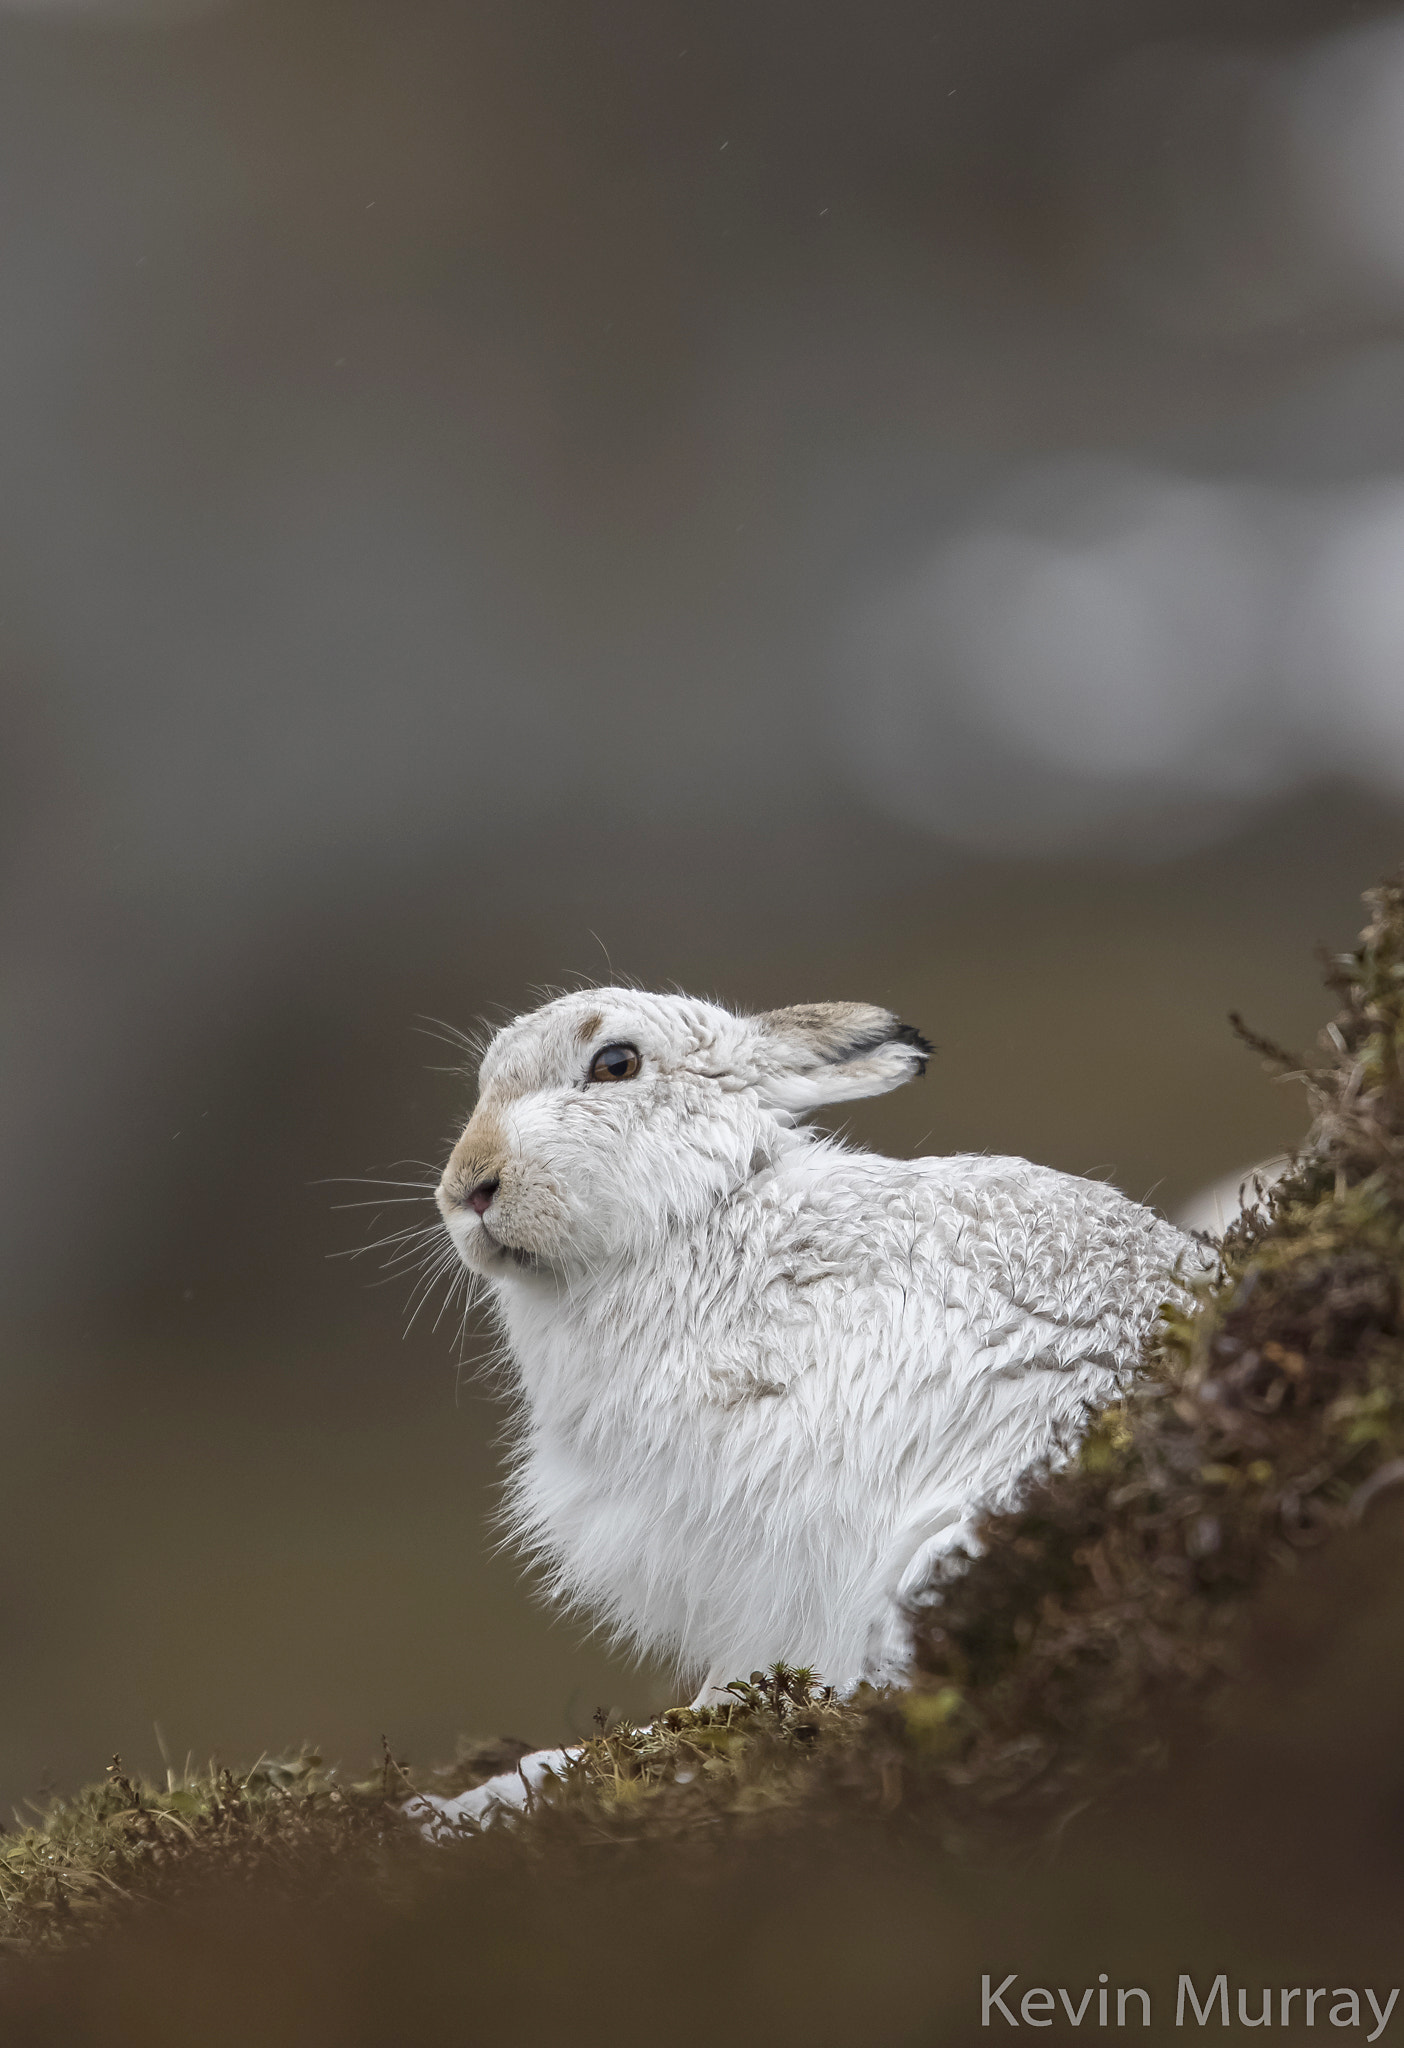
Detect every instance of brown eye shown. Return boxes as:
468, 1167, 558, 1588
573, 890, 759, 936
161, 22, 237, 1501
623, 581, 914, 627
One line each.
589, 1042, 642, 1083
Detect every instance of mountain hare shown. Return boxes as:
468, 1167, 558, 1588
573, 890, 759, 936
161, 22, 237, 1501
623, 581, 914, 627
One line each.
414, 987, 1199, 1827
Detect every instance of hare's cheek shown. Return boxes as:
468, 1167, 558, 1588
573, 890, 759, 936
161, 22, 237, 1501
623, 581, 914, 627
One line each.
500, 1177, 571, 1253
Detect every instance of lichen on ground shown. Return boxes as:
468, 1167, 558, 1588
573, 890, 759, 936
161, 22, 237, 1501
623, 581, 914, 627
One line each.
4, 873, 1403, 1954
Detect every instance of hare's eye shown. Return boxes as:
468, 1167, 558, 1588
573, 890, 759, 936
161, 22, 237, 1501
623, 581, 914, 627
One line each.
589, 1042, 642, 1084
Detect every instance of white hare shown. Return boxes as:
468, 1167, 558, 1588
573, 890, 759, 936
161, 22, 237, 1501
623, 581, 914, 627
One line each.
413, 987, 1199, 1828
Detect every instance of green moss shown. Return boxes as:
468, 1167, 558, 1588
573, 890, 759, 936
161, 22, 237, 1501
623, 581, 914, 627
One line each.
0, 1750, 402, 1957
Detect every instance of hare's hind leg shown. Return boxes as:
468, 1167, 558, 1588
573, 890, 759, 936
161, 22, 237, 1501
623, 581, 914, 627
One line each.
857, 1513, 981, 1687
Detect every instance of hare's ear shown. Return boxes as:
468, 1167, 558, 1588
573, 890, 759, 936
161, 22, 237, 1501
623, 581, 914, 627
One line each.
753, 1003, 931, 1117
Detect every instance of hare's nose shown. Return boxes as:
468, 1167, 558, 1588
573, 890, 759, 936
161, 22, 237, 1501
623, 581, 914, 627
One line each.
467, 1177, 500, 1216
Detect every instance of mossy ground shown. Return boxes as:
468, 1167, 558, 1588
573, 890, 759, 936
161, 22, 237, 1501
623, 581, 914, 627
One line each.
5, 875, 1404, 1959
0, 1752, 394, 1957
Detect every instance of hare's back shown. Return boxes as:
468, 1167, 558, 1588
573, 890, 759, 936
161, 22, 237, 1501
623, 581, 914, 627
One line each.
793, 1147, 1195, 1338
907, 1151, 1198, 1335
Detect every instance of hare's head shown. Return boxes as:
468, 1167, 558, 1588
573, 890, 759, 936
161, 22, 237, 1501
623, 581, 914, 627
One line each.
437, 988, 930, 1280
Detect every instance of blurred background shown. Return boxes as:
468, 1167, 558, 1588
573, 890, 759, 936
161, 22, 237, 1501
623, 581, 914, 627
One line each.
4, 0, 1404, 1819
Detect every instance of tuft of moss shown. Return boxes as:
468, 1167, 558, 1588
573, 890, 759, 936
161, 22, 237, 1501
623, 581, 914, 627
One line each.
0, 1750, 403, 1957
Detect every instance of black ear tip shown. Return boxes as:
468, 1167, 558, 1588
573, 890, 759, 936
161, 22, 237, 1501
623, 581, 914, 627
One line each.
893, 1021, 934, 1070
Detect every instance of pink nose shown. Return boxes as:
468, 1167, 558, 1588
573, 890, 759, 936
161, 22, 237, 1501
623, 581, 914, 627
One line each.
467, 1177, 499, 1217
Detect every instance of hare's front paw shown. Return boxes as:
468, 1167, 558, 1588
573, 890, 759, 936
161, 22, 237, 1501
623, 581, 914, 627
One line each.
407, 1746, 574, 1836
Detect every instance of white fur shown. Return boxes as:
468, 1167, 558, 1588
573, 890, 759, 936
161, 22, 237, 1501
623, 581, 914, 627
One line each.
419, 987, 1201, 1827
407, 1746, 572, 1835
